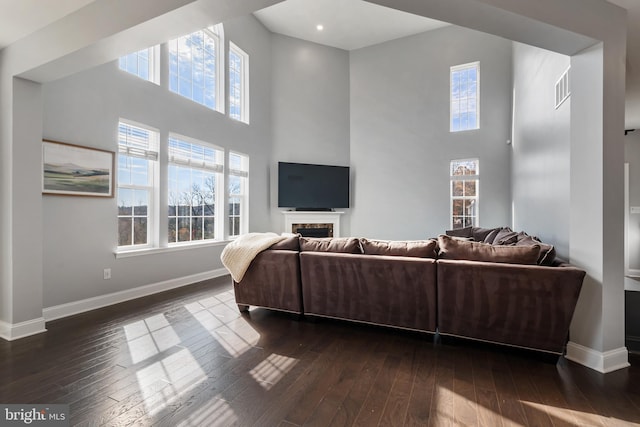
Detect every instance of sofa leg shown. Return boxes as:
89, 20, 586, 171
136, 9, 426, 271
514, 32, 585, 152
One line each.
237, 304, 249, 313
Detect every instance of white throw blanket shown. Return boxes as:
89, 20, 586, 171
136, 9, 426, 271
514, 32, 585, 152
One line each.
221, 232, 287, 282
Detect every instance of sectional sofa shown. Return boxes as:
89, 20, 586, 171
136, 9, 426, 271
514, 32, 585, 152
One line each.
232, 228, 585, 356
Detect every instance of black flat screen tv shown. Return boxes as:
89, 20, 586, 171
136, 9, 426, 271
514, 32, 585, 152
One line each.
278, 162, 350, 210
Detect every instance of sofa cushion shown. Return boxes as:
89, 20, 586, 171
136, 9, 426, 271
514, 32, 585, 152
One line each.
445, 226, 473, 238
300, 237, 362, 254
515, 235, 556, 266
492, 227, 519, 245
471, 227, 500, 242
437, 235, 540, 264
269, 234, 300, 251
483, 228, 501, 243
360, 238, 437, 258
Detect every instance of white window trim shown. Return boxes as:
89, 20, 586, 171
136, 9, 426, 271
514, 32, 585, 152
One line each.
229, 41, 250, 124
168, 25, 225, 114
167, 133, 225, 244
450, 158, 479, 229
227, 150, 249, 238
119, 46, 160, 84
209, 24, 225, 115
450, 61, 480, 133
116, 119, 160, 250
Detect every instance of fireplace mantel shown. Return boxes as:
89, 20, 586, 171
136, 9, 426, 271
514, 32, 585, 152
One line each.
281, 211, 344, 237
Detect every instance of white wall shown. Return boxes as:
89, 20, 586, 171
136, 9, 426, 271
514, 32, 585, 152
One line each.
41, 15, 273, 308
349, 25, 513, 240
511, 42, 571, 258
269, 35, 351, 234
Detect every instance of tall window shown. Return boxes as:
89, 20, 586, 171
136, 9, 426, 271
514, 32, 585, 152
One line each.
228, 152, 249, 238
168, 25, 224, 112
450, 159, 479, 229
450, 62, 479, 132
117, 121, 159, 247
168, 136, 224, 244
229, 42, 249, 123
119, 47, 159, 83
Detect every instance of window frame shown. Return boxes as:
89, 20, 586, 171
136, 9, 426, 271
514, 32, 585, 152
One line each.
168, 24, 225, 113
229, 42, 250, 123
450, 158, 479, 229
450, 61, 480, 132
118, 46, 160, 84
117, 120, 160, 250
227, 151, 249, 239
167, 133, 225, 245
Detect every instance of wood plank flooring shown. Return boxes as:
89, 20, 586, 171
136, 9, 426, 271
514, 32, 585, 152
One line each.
1, 276, 639, 426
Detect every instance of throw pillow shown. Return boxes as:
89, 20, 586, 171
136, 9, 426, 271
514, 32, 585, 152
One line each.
360, 238, 437, 258
299, 237, 363, 254
492, 227, 518, 245
445, 226, 473, 238
471, 227, 500, 242
437, 234, 540, 265
514, 235, 556, 266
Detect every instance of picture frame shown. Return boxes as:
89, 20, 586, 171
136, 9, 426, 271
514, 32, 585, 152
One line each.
42, 139, 115, 197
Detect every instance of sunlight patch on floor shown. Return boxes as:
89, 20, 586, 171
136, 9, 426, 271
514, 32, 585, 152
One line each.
210, 323, 260, 357
124, 314, 181, 364
186, 295, 261, 358
521, 400, 599, 426
249, 353, 298, 390
136, 348, 207, 415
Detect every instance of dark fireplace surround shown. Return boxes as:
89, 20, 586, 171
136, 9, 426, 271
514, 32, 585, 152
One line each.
292, 223, 333, 238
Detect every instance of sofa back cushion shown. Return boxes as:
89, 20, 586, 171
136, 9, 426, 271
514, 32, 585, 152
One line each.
515, 235, 556, 266
300, 237, 362, 254
445, 226, 473, 238
437, 235, 540, 264
269, 234, 300, 251
360, 238, 437, 258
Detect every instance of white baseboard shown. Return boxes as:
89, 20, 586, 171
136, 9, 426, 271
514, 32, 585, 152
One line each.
565, 341, 630, 373
43, 268, 229, 322
0, 317, 47, 341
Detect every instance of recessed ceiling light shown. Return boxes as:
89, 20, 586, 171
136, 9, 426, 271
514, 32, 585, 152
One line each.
316, 24, 324, 31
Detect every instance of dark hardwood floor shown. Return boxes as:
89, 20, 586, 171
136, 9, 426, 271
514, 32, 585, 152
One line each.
1, 276, 639, 426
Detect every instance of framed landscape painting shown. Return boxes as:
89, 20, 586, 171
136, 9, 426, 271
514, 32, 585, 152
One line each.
42, 139, 115, 197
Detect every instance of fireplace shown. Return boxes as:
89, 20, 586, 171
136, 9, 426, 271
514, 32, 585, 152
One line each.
293, 223, 333, 238
282, 211, 344, 237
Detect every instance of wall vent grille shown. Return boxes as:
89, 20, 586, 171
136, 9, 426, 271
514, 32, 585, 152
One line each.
555, 67, 570, 109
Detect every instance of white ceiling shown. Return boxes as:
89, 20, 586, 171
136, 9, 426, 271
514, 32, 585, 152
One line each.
253, 0, 449, 51
0, 0, 96, 49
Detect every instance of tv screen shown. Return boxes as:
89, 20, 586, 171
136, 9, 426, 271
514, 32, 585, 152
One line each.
278, 162, 350, 209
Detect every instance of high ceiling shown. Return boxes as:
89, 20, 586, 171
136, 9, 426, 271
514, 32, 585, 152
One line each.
253, 0, 449, 51
0, 0, 639, 127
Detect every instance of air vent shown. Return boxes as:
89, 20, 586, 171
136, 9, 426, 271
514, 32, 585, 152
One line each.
555, 67, 570, 109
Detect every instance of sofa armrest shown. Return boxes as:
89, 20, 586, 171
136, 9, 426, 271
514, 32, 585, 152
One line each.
437, 259, 585, 354
233, 249, 302, 314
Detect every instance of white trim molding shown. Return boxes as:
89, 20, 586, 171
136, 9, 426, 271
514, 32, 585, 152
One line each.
43, 268, 229, 322
565, 341, 630, 373
0, 317, 47, 341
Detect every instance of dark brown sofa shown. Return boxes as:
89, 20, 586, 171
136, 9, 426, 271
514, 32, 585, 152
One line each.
231, 230, 585, 355
233, 236, 303, 314
300, 252, 437, 333
437, 259, 585, 354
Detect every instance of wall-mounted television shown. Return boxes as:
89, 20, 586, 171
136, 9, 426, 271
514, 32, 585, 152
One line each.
278, 162, 350, 210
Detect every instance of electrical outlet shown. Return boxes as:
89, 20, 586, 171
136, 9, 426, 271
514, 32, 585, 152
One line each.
103, 268, 111, 280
